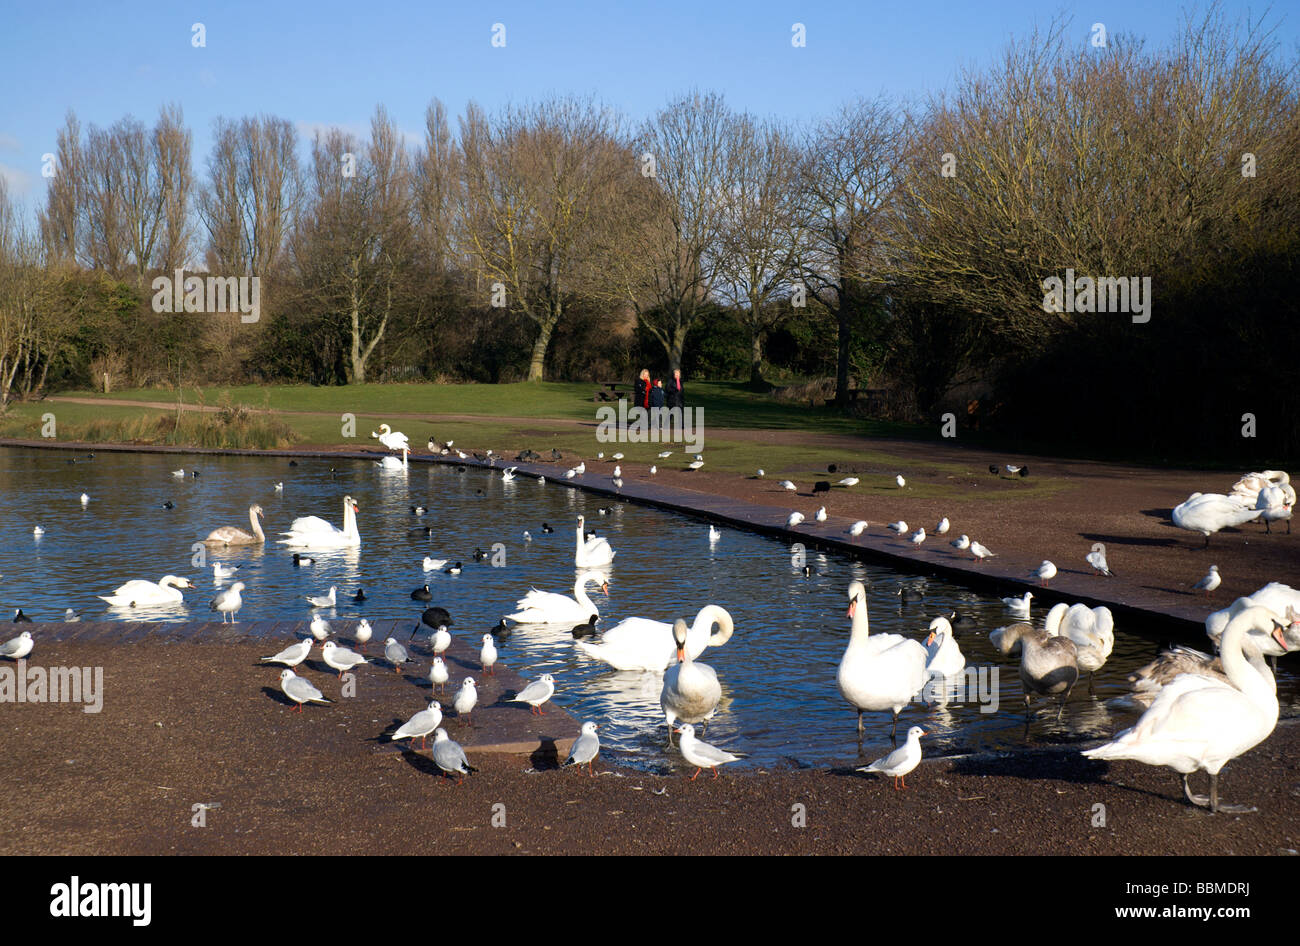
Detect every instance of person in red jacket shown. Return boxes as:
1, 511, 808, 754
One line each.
667, 368, 685, 409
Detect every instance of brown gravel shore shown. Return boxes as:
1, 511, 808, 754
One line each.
2, 637, 1298, 856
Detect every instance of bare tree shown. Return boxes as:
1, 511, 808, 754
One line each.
619, 91, 737, 373
714, 114, 803, 385
457, 96, 627, 381
797, 97, 901, 405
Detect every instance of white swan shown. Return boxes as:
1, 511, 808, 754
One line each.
924, 616, 966, 678
279, 496, 361, 548
574, 515, 615, 568
1171, 492, 1262, 546
837, 581, 927, 742
1256, 484, 1293, 534
1084, 605, 1291, 812
1051, 603, 1115, 679
1206, 584, 1300, 658
660, 618, 722, 742
377, 446, 409, 470
204, 505, 266, 546
372, 423, 410, 452
100, 575, 195, 607
576, 605, 734, 673
507, 570, 608, 625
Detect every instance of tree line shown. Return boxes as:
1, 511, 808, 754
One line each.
1, 11, 1296, 457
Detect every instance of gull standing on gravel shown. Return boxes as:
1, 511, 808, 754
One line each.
429, 657, 449, 693
431, 624, 452, 658
310, 615, 331, 640
279, 669, 333, 713
480, 634, 498, 676
0, 631, 34, 661
837, 477, 860, 487
1033, 561, 1057, 587
1192, 565, 1222, 596
261, 638, 312, 669
392, 701, 443, 750
511, 674, 556, 715
676, 724, 742, 780
431, 729, 477, 784
815, 506, 828, 522
564, 721, 601, 776
888, 520, 908, 535
210, 582, 245, 624
951, 534, 970, 551
1086, 542, 1114, 577
787, 511, 805, 528
935, 517, 950, 535
353, 619, 373, 651
322, 640, 368, 678
909, 527, 926, 548
779, 480, 797, 491
385, 637, 413, 673
858, 726, 926, 790
848, 520, 868, 536
970, 541, 995, 561
306, 586, 337, 609
454, 677, 478, 724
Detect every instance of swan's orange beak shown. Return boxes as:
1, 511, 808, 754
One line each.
601, 583, 609, 594
847, 600, 856, 619
926, 632, 935, 646
353, 504, 359, 512
1273, 625, 1290, 651
676, 646, 685, 662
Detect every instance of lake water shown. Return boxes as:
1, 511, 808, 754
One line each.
2, 446, 1295, 772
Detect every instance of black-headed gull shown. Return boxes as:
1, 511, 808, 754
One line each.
564, 721, 601, 776
887, 520, 908, 534
0, 631, 34, 661
306, 586, 337, 609
1033, 560, 1057, 587
676, 724, 742, 780
354, 619, 373, 651
480, 634, 498, 676
779, 480, 797, 491
1192, 565, 1221, 596
310, 615, 330, 640
909, 527, 926, 547
970, 541, 995, 561
837, 476, 859, 487
210, 582, 245, 624
1086, 542, 1114, 576
453, 677, 478, 724
279, 669, 333, 713
848, 520, 868, 536
787, 512, 805, 528
261, 638, 312, 669
858, 726, 926, 790
512, 674, 556, 715
895, 474, 906, 488
1001, 591, 1033, 614
935, 517, 950, 535
322, 640, 368, 678
393, 700, 443, 750
950, 534, 970, 551
385, 638, 413, 673
431, 728, 477, 783
429, 657, 449, 693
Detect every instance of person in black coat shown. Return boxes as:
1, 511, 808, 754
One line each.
650, 378, 666, 409
666, 368, 685, 409
633, 369, 650, 411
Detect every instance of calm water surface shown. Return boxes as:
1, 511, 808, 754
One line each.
2, 446, 1295, 771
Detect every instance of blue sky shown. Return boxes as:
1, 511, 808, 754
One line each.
1, 0, 1295, 210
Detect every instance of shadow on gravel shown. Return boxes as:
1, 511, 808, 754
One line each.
1082, 530, 1180, 548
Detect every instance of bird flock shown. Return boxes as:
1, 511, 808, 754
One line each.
8, 431, 1298, 811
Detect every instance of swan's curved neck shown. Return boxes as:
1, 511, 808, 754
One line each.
573, 574, 600, 613
343, 500, 359, 540
1219, 606, 1282, 708
249, 507, 265, 541
692, 605, 734, 647
575, 521, 585, 559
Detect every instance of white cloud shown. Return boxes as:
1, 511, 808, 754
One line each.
0, 162, 36, 198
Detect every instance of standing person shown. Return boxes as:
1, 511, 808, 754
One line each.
668, 368, 685, 409
634, 369, 650, 411
650, 378, 666, 409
